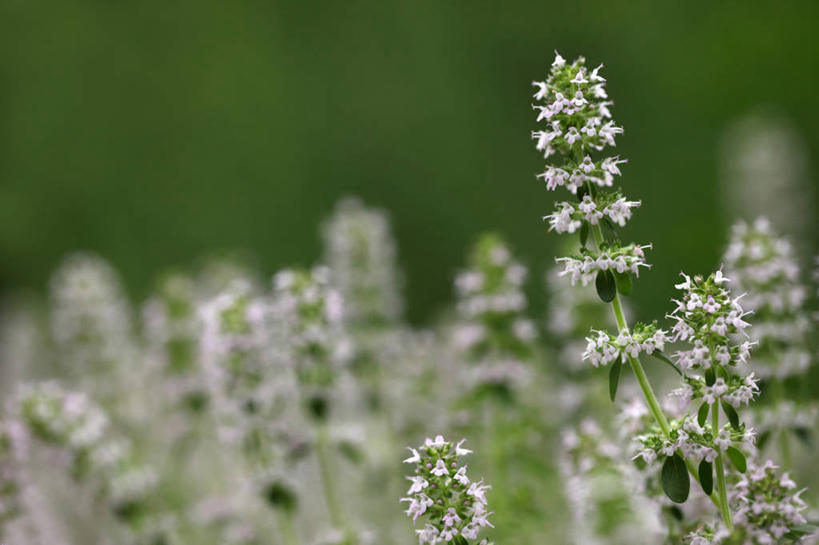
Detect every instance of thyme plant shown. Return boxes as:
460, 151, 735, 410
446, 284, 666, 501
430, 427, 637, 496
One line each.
531, 51, 814, 543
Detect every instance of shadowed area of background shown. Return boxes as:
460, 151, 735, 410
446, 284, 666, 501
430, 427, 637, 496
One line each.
1, 0, 817, 323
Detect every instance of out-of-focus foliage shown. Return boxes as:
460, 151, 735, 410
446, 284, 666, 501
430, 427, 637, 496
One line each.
1, 1, 818, 323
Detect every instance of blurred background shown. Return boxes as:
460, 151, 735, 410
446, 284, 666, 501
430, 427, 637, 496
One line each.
1, 0, 818, 324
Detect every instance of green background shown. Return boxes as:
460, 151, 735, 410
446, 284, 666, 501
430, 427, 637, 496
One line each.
1, 1, 817, 323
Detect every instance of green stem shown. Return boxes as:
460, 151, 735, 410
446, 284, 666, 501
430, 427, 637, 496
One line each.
488, 402, 507, 511
276, 509, 300, 545
316, 423, 345, 531
712, 405, 733, 528
588, 222, 724, 512
771, 378, 792, 468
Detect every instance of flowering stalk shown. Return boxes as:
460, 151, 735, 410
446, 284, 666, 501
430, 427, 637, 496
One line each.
723, 218, 814, 469
400, 435, 493, 545
272, 267, 353, 538
531, 52, 735, 525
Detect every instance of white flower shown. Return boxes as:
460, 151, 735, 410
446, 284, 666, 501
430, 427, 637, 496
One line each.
455, 439, 472, 456
442, 508, 461, 528
404, 447, 421, 464
407, 476, 429, 495
425, 435, 447, 449
532, 81, 549, 101
431, 459, 449, 477
416, 525, 440, 544
570, 69, 588, 85
453, 466, 470, 485
589, 64, 605, 82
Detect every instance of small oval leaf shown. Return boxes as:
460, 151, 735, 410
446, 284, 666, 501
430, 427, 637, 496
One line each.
721, 401, 740, 430
726, 446, 747, 473
756, 430, 772, 451
651, 351, 682, 375
595, 270, 616, 303
698, 459, 713, 495
614, 271, 633, 296
609, 360, 622, 402
705, 368, 716, 386
661, 453, 690, 503
580, 222, 589, 247
793, 427, 812, 447
601, 217, 617, 242
697, 402, 710, 428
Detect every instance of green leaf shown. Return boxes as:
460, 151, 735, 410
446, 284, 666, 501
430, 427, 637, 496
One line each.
726, 446, 747, 473
698, 459, 713, 495
665, 505, 684, 521
601, 217, 618, 242
580, 222, 589, 247
705, 368, 715, 386
614, 271, 632, 296
595, 270, 616, 303
721, 401, 740, 430
756, 430, 771, 451
650, 351, 682, 375
793, 427, 812, 447
336, 440, 365, 464
697, 402, 710, 427
715, 365, 728, 379
609, 360, 622, 402
784, 524, 817, 540
661, 453, 690, 503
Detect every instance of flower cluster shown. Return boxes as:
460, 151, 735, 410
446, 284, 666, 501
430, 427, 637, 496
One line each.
732, 460, 809, 544
634, 416, 753, 466
452, 234, 536, 394
533, 52, 651, 293
532, 52, 620, 162
400, 435, 493, 544
672, 373, 759, 409
544, 193, 641, 234
201, 280, 286, 444
454, 234, 529, 320
321, 197, 403, 326
582, 322, 669, 368
49, 252, 136, 375
16, 383, 159, 526
669, 272, 754, 370
142, 273, 208, 413
556, 243, 652, 286
272, 267, 352, 417
723, 218, 811, 378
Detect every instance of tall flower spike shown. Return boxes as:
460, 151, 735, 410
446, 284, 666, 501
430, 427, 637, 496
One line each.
452, 233, 536, 396
532, 52, 650, 296
719, 111, 814, 248
14, 382, 161, 538
723, 218, 811, 379
400, 435, 493, 544
200, 279, 290, 446
271, 266, 352, 420
321, 197, 403, 327
532, 54, 744, 529
49, 253, 136, 380
142, 272, 209, 414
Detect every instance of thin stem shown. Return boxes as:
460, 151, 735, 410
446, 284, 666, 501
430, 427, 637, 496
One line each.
712, 405, 733, 528
588, 221, 723, 512
316, 422, 345, 531
276, 509, 300, 545
771, 378, 792, 468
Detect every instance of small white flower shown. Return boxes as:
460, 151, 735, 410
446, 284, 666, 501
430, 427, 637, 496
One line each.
431, 459, 449, 477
